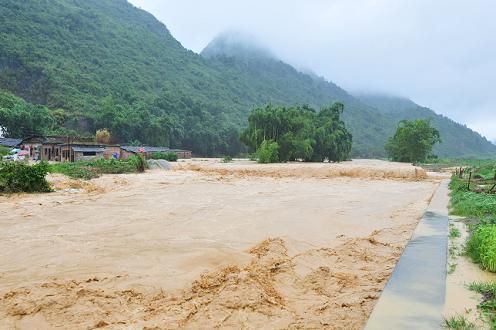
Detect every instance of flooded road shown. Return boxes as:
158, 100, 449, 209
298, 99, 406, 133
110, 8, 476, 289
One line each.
366, 181, 449, 329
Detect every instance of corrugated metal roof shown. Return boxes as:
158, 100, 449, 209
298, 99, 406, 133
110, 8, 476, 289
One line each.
72, 147, 105, 153
0, 138, 23, 147
121, 146, 172, 153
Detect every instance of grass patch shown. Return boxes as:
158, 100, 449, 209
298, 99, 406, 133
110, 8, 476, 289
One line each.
448, 263, 457, 274
451, 190, 496, 218
443, 314, 476, 329
450, 226, 461, 238
449, 244, 460, 258
49, 155, 147, 180
465, 225, 496, 272
468, 282, 496, 327
149, 152, 178, 162
422, 158, 496, 167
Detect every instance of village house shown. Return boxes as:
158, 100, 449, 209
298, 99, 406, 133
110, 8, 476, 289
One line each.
2, 135, 192, 162
59, 144, 107, 162
22, 136, 97, 161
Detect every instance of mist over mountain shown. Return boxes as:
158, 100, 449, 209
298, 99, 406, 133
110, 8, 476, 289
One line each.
202, 31, 275, 60
0, 0, 494, 158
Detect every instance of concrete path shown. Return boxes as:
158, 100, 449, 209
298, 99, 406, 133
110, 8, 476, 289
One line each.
365, 180, 449, 329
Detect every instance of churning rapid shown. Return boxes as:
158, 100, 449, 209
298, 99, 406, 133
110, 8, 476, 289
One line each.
0, 160, 440, 329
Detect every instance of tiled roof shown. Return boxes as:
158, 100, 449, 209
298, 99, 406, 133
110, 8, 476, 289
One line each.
121, 146, 172, 153
72, 146, 106, 153
0, 138, 23, 148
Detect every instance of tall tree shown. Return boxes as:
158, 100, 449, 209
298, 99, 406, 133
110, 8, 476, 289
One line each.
385, 119, 441, 162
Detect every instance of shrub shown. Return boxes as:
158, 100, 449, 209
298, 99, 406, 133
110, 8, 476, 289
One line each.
89, 158, 137, 174
49, 156, 148, 179
49, 162, 98, 180
0, 161, 51, 193
221, 156, 233, 163
128, 154, 147, 173
150, 152, 178, 162
95, 128, 111, 144
256, 140, 279, 164
466, 225, 496, 272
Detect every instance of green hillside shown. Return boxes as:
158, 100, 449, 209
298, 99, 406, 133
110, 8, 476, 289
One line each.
0, 0, 248, 155
0, 0, 494, 158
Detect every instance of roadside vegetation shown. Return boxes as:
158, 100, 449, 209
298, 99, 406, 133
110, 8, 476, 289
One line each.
0, 161, 51, 193
49, 155, 147, 180
423, 158, 495, 168
444, 314, 476, 329
447, 161, 496, 327
467, 282, 496, 328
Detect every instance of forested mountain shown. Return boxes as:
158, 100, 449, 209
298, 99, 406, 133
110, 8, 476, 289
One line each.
0, 0, 494, 158
0, 0, 248, 155
356, 94, 496, 158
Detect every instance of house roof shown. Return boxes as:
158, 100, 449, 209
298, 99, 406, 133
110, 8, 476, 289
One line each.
71, 147, 105, 153
0, 138, 23, 148
23, 135, 96, 144
120, 146, 172, 153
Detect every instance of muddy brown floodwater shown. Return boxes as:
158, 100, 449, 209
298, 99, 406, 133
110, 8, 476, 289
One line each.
0, 160, 439, 329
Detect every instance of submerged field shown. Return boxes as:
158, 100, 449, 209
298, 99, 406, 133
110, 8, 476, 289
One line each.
0, 160, 440, 329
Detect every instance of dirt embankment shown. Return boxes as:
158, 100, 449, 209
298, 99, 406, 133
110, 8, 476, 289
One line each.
0, 160, 438, 329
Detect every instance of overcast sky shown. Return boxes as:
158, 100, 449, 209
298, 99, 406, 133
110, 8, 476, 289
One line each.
129, 0, 496, 141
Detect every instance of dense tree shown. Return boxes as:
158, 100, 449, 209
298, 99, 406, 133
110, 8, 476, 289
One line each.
95, 128, 111, 144
313, 103, 353, 162
0, 91, 56, 137
385, 119, 441, 163
241, 103, 352, 162
256, 140, 279, 163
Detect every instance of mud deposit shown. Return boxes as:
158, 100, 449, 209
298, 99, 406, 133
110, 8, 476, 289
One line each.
0, 160, 439, 329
